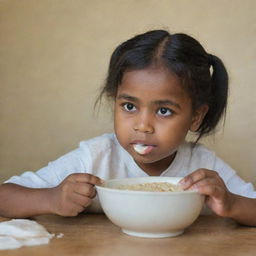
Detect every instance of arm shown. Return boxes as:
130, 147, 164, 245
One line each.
0, 183, 53, 218
179, 169, 256, 226
225, 194, 256, 226
0, 173, 103, 218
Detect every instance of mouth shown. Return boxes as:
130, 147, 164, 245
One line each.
132, 143, 156, 155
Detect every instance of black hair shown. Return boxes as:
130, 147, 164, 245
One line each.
97, 29, 228, 141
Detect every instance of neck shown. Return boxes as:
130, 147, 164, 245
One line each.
136, 152, 177, 176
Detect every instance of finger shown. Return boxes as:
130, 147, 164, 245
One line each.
194, 183, 224, 198
189, 177, 221, 194
74, 183, 97, 198
69, 203, 86, 217
179, 169, 218, 190
68, 173, 104, 185
70, 192, 93, 208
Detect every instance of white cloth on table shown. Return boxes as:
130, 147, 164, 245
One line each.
0, 219, 54, 250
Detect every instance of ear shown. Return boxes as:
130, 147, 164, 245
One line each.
190, 104, 209, 132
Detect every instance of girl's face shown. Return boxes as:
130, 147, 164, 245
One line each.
114, 68, 206, 175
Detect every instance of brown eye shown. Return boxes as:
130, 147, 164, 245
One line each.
123, 103, 136, 112
157, 107, 172, 116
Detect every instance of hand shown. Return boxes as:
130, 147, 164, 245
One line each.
179, 169, 235, 217
50, 173, 103, 216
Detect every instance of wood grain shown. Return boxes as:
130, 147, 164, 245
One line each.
0, 214, 255, 256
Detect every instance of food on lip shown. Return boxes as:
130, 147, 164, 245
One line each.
133, 144, 154, 154
117, 182, 183, 192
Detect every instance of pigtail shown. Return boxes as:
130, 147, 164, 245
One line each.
201, 54, 229, 135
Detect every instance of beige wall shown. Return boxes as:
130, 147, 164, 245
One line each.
0, 0, 255, 185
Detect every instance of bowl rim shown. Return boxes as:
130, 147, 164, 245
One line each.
95, 177, 200, 196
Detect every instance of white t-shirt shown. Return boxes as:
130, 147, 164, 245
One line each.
5, 133, 256, 212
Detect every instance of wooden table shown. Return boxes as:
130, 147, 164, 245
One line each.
0, 214, 255, 256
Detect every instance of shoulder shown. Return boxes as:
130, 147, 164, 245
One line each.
180, 141, 237, 181
79, 133, 117, 153
181, 141, 216, 161
78, 133, 126, 179
176, 141, 217, 173
78, 133, 121, 166
44, 134, 117, 169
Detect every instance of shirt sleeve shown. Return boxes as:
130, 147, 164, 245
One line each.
213, 156, 256, 198
4, 144, 91, 188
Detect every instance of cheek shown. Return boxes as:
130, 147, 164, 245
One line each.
114, 118, 130, 150
157, 117, 192, 140
114, 105, 121, 127
114, 109, 129, 136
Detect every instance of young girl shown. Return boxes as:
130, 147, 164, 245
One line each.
0, 30, 255, 225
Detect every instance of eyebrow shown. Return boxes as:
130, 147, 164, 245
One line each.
117, 93, 181, 109
117, 94, 139, 103
154, 99, 181, 109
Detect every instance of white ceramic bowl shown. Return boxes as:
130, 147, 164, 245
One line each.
96, 177, 204, 238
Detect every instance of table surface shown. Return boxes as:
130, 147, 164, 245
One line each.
0, 214, 255, 256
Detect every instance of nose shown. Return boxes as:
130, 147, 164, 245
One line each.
133, 112, 154, 134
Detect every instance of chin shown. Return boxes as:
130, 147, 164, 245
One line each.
132, 154, 161, 164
